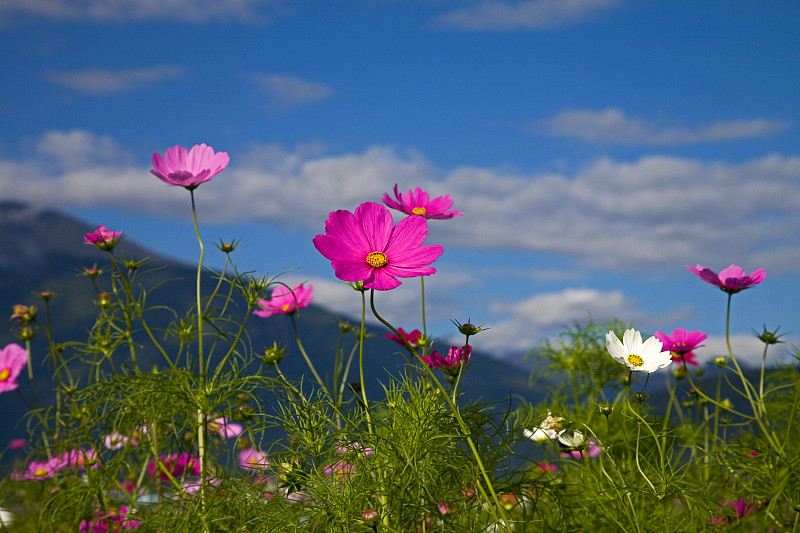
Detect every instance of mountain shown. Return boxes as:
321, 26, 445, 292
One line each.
0, 201, 540, 448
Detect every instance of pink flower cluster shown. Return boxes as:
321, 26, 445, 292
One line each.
385, 328, 424, 350
12, 449, 97, 481
708, 498, 756, 526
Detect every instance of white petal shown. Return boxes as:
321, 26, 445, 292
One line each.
605, 331, 628, 363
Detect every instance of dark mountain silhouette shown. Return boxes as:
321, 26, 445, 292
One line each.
0, 201, 540, 449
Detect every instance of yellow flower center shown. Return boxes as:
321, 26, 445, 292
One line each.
280, 304, 290, 311
366, 251, 388, 268
411, 207, 426, 216
0, 369, 9, 382
627, 354, 644, 367
34, 468, 49, 477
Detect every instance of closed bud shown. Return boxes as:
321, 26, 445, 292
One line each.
18, 326, 35, 341
361, 509, 380, 525
261, 342, 286, 365
598, 404, 613, 416
713, 357, 727, 367
37, 290, 56, 301
633, 392, 649, 403
97, 292, 112, 308
673, 366, 687, 380
218, 240, 239, 254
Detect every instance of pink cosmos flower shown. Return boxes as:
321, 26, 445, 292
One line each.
0, 343, 27, 394
150, 143, 230, 190
560, 440, 602, 460
84, 225, 123, 251
324, 459, 355, 479
381, 184, 463, 220
207, 417, 244, 438
147, 452, 200, 481
687, 264, 766, 294
238, 448, 269, 472
60, 448, 98, 470
708, 498, 756, 526
313, 202, 444, 291
385, 328, 423, 349
7, 438, 26, 450
421, 345, 471, 370
654, 328, 707, 367
253, 283, 314, 318
104, 431, 138, 450
11, 457, 61, 480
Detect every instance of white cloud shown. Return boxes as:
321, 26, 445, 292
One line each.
435, 0, 621, 30
467, 287, 692, 356
534, 108, 791, 145
251, 75, 333, 112
43, 66, 187, 95
2, 130, 800, 275
0, 0, 285, 24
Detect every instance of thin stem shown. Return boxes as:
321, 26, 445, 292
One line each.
369, 290, 513, 533
191, 189, 205, 378
289, 315, 332, 399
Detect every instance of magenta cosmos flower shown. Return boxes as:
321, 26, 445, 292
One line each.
150, 143, 230, 190
687, 264, 766, 294
84, 225, 123, 251
0, 343, 27, 394
253, 283, 313, 317
708, 498, 756, 526
313, 202, 444, 291
385, 328, 423, 349
421, 345, 472, 370
381, 184, 463, 220
654, 328, 707, 366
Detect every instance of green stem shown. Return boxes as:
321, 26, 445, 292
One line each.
191, 189, 205, 378
289, 315, 332, 399
369, 290, 513, 533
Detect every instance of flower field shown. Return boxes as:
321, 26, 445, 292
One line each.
1, 144, 798, 532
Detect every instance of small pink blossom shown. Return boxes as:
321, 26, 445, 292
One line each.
11, 457, 61, 480
313, 202, 444, 291
334, 442, 373, 456
253, 283, 314, 318
0, 343, 27, 394
560, 439, 602, 460
60, 448, 98, 470
7, 438, 26, 450
654, 328, 707, 367
80, 505, 139, 532
207, 417, 244, 438
381, 184, 463, 220
238, 448, 269, 472
104, 431, 138, 450
536, 462, 557, 473
324, 460, 354, 479
84, 225, 123, 251
385, 328, 423, 350
687, 264, 766, 294
421, 345, 471, 371
708, 498, 756, 526
150, 143, 230, 190
147, 452, 200, 481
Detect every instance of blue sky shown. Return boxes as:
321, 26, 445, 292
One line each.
1, 0, 798, 366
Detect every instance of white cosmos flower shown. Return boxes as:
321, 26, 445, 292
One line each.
606, 329, 672, 373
